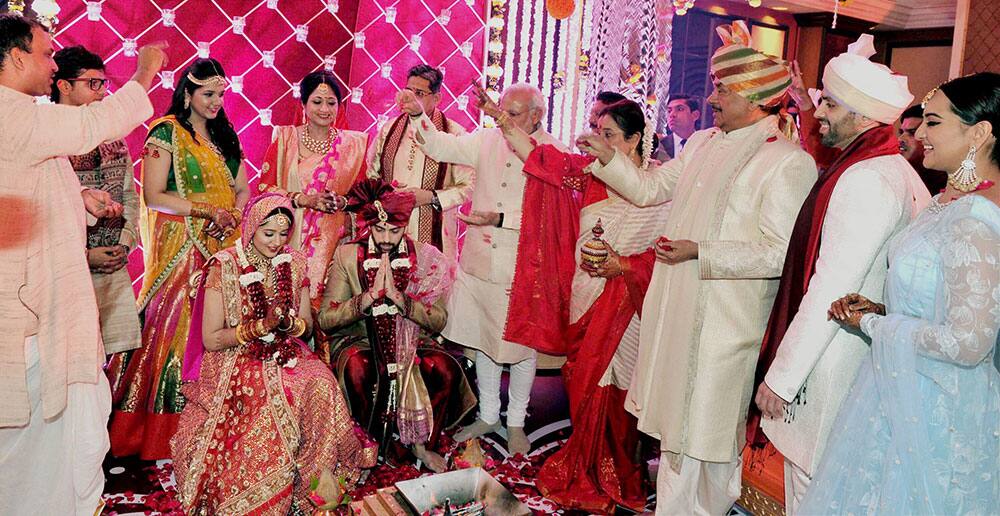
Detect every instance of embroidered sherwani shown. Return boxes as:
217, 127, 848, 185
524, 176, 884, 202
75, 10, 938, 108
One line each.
413, 118, 566, 365
762, 154, 929, 477
367, 112, 474, 264
71, 139, 142, 355
317, 241, 476, 454
589, 116, 817, 462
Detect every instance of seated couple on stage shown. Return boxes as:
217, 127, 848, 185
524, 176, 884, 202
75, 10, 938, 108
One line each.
318, 179, 476, 473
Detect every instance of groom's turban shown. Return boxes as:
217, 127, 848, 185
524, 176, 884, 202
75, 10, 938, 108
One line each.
344, 179, 415, 228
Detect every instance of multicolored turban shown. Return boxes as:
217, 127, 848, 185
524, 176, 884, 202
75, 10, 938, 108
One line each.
344, 178, 416, 230
710, 20, 792, 107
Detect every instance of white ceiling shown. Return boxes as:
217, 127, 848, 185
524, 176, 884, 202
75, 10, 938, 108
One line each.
752, 0, 958, 29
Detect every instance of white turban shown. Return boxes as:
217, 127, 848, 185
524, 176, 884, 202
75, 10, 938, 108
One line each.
821, 34, 914, 124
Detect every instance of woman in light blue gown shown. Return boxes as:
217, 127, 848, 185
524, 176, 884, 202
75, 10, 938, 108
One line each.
801, 72, 1000, 515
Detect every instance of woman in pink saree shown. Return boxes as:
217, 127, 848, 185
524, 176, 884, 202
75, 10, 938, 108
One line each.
258, 71, 368, 311
171, 193, 376, 514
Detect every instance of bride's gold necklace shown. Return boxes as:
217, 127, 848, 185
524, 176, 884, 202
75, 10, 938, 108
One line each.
244, 244, 275, 289
300, 125, 337, 155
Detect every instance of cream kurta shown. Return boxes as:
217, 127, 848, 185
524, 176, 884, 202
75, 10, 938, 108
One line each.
368, 113, 474, 264
591, 116, 817, 462
762, 155, 929, 474
0, 82, 153, 426
414, 118, 566, 364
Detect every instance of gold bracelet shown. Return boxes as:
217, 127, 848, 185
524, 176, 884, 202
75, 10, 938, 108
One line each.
254, 319, 267, 337
495, 112, 511, 128
189, 201, 215, 220
235, 323, 248, 345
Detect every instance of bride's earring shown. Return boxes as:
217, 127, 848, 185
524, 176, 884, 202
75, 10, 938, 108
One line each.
184, 94, 191, 110
949, 145, 981, 193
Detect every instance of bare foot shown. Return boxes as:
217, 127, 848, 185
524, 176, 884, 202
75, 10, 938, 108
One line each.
507, 426, 530, 455
413, 444, 448, 473
454, 419, 500, 442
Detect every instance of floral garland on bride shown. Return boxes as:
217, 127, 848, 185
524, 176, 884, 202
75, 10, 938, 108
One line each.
235, 238, 301, 368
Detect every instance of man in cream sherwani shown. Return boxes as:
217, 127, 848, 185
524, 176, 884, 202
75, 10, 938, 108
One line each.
0, 15, 165, 515
398, 82, 566, 455
753, 35, 930, 515
577, 21, 816, 514
368, 64, 474, 264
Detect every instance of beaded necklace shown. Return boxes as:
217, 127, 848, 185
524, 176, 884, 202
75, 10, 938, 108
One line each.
300, 125, 338, 155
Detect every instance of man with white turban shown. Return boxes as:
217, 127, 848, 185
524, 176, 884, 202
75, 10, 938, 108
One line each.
576, 21, 817, 514
750, 34, 931, 514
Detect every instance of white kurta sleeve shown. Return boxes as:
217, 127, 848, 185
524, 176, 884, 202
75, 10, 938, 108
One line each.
13, 81, 152, 165
499, 209, 521, 231
366, 123, 390, 178
589, 149, 683, 207
764, 169, 904, 401
413, 113, 483, 167
435, 124, 475, 211
865, 215, 1000, 367
699, 149, 817, 280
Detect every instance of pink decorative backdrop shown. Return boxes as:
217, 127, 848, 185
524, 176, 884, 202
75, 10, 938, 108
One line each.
47, 0, 486, 289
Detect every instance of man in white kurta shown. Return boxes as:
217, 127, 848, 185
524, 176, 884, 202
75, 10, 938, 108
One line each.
753, 35, 930, 514
368, 64, 474, 264
0, 16, 163, 515
401, 83, 565, 454
580, 21, 816, 514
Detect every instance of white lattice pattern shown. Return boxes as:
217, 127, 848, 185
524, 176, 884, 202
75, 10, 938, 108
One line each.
46, 0, 486, 291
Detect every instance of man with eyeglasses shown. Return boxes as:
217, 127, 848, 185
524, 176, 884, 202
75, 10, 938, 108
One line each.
398, 82, 566, 456
0, 14, 166, 515
368, 64, 473, 264
50, 45, 142, 361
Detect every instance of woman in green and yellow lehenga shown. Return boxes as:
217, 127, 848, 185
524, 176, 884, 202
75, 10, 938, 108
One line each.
106, 58, 250, 459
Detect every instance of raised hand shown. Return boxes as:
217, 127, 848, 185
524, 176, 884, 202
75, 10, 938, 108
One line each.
575, 133, 615, 165
395, 89, 424, 117
132, 41, 169, 90
471, 81, 503, 120
787, 60, 813, 111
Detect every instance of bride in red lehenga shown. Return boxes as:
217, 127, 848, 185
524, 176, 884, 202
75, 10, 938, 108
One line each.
171, 193, 376, 515
474, 86, 669, 513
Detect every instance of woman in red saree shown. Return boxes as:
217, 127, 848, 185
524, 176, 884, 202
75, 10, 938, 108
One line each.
171, 193, 376, 515
475, 88, 670, 512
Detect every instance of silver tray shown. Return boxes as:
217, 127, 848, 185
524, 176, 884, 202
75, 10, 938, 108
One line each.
395, 467, 531, 516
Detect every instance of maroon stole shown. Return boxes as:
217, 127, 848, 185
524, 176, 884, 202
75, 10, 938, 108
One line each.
747, 125, 902, 450
378, 111, 450, 251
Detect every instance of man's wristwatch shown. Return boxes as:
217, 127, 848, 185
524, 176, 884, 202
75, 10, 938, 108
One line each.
495, 212, 504, 228
430, 191, 442, 211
